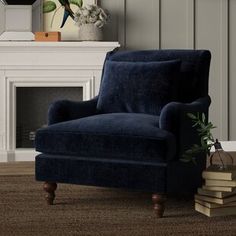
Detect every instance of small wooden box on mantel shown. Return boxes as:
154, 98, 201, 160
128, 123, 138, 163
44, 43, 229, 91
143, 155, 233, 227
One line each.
34, 32, 61, 42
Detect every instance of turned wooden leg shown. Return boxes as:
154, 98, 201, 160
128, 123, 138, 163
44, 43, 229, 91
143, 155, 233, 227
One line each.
43, 182, 57, 205
152, 193, 167, 218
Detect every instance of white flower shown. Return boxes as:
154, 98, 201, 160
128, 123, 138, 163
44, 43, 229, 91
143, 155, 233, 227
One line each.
95, 20, 104, 28
94, 8, 101, 16
89, 15, 98, 23
74, 16, 79, 22
76, 8, 82, 15
99, 12, 108, 22
86, 4, 95, 11
82, 9, 90, 16
91, 11, 99, 18
74, 5, 110, 28
80, 17, 87, 24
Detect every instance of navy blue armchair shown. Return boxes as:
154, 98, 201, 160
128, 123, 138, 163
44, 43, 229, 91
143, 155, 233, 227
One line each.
35, 49, 211, 218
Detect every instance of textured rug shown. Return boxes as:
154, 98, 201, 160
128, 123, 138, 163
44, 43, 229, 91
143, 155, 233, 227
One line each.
0, 176, 236, 236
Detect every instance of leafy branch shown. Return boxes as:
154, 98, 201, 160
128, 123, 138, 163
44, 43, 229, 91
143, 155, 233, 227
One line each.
181, 113, 216, 164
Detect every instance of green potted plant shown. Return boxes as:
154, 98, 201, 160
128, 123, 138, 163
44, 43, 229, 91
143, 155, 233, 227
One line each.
182, 113, 233, 169
181, 113, 216, 164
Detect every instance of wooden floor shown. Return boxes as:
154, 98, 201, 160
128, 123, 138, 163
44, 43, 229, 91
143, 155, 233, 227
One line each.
0, 162, 34, 176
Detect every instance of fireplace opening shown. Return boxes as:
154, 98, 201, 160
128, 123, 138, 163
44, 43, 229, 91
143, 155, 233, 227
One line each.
16, 87, 83, 148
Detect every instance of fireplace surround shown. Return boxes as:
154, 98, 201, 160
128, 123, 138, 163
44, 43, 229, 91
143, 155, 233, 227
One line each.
0, 41, 119, 162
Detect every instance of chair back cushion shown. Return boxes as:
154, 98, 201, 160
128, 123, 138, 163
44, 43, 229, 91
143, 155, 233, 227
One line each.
101, 49, 211, 103
97, 59, 181, 115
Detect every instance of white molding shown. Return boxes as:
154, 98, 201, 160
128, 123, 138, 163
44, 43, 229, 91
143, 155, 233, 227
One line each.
0, 132, 4, 150
0, 42, 120, 68
0, 41, 120, 162
0, 41, 120, 49
6, 76, 95, 152
0, 149, 39, 162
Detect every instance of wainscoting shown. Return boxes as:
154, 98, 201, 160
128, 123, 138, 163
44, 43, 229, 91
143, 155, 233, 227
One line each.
99, 0, 236, 141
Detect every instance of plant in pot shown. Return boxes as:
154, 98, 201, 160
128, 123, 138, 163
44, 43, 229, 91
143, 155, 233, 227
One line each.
181, 113, 233, 170
74, 4, 110, 41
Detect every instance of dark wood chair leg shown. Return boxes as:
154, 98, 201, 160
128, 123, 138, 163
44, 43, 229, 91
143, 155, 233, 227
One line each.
152, 193, 167, 218
43, 182, 57, 205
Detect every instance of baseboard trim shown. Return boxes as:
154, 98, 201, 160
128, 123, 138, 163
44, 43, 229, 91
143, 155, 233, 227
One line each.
0, 149, 39, 162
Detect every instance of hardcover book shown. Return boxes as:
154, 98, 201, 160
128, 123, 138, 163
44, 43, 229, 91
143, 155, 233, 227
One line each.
195, 194, 236, 204
205, 179, 236, 187
202, 166, 236, 181
195, 202, 236, 217
195, 199, 236, 208
197, 188, 236, 198
202, 185, 236, 192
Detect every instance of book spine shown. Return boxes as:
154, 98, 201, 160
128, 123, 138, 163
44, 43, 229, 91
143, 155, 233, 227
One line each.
202, 172, 232, 180
205, 180, 236, 187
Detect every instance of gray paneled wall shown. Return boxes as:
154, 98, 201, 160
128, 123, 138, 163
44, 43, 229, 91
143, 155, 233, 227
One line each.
99, 0, 235, 141
229, 0, 236, 141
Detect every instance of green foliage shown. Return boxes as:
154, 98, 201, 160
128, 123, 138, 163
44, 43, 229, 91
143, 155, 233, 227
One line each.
43, 0, 83, 14
181, 112, 216, 164
69, 0, 83, 7
43, 1, 57, 13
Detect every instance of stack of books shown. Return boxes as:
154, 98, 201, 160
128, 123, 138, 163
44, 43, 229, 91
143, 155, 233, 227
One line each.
195, 165, 236, 217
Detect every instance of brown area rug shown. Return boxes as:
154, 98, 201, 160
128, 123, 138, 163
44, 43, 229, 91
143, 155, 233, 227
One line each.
0, 176, 236, 236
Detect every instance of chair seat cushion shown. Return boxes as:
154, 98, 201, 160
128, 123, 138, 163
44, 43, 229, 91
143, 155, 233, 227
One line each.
35, 113, 176, 163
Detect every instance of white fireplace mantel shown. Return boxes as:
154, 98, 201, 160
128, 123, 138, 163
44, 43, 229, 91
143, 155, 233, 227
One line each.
0, 41, 120, 162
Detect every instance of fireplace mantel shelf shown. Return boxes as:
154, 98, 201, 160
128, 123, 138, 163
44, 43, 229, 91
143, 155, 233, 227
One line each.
0, 41, 120, 162
0, 41, 120, 50
0, 41, 120, 68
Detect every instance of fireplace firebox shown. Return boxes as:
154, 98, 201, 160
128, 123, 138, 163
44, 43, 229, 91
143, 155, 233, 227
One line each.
16, 87, 83, 148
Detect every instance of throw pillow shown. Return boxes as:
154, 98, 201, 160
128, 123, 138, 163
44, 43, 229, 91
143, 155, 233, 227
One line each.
97, 60, 181, 115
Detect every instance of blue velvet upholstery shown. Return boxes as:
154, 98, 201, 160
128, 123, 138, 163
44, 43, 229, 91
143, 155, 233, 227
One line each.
97, 60, 181, 115
36, 113, 176, 162
36, 154, 167, 192
106, 50, 210, 103
159, 96, 211, 160
35, 49, 211, 196
48, 96, 98, 125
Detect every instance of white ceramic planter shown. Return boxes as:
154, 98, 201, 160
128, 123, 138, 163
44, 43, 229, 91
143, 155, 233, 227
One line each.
78, 24, 103, 41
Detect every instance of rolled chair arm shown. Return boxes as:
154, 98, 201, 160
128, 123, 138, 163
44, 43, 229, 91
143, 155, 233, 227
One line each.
159, 95, 211, 159
48, 96, 98, 125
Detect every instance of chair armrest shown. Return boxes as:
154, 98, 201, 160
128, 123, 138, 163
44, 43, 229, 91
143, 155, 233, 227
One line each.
48, 96, 98, 125
159, 95, 211, 159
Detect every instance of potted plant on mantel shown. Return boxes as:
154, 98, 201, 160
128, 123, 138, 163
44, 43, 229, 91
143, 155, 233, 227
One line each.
74, 4, 110, 41
181, 113, 233, 169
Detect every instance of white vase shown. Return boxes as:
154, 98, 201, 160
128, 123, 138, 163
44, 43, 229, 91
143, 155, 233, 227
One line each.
78, 24, 103, 41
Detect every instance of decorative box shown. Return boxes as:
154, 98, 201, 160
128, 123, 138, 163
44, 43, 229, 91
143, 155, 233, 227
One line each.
34, 32, 61, 42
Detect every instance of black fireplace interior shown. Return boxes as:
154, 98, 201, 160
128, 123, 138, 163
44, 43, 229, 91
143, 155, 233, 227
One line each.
16, 87, 83, 148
